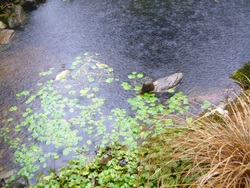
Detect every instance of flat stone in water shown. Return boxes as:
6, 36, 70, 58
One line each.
0, 29, 15, 44
0, 169, 16, 180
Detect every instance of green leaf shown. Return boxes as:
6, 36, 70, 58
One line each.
36, 173, 43, 179
9, 106, 18, 112
26, 95, 36, 104
80, 88, 90, 96
93, 87, 99, 92
65, 84, 72, 89
137, 73, 144, 78
16, 90, 30, 97
128, 74, 136, 79
39, 68, 54, 76
134, 86, 141, 91
106, 78, 114, 83
96, 63, 108, 69
172, 162, 178, 169
70, 65, 76, 69
87, 76, 95, 82
69, 90, 76, 95
82, 168, 89, 176
43, 176, 51, 182
140, 132, 148, 139
87, 93, 94, 98
76, 56, 82, 60
63, 148, 71, 155
91, 65, 97, 69
167, 89, 175, 93
7, 118, 14, 122
121, 82, 132, 90
43, 163, 47, 168
87, 140, 92, 145
186, 117, 193, 123
165, 119, 173, 125
39, 157, 46, 163
201, 101, 211, 109
108, 68, 114, 72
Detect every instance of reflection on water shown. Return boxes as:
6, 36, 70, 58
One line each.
0, 0, 250, 183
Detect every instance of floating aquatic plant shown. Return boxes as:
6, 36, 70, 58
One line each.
0, 53, 190, 184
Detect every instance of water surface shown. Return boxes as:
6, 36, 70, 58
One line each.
1, 0, 250, 183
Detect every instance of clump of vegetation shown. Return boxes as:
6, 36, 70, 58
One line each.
35, 142, 141, 188
0, 1, 13, 23
0, 53, 190, 186
143, 91, 250, 187
231, 61, 250, 89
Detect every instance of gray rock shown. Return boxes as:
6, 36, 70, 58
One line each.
0, 176, 29, 188
0, 169, 16, 180
7, 5, 26, 28
0, 29, 15, 44
118, 159, 127, 167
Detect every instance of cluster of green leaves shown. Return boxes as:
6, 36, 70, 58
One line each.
122, 74, 189, 139
32, 67, 191, 187
137, 125, 195, 187
0, 54, 117, 179
34, 142, 141, 188
1, 53, 192, 186
121, 71, 144, 92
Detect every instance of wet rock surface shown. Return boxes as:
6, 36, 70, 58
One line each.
7, 4, 26, 28
0, 147, 16, 181
0, 29, 15, 44
0, 176, 29, 188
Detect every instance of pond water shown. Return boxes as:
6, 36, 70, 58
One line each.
1, 0, 250, 184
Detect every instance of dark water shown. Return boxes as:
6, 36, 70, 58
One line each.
0, 0, 250, 183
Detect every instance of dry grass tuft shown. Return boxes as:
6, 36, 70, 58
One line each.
142, 92, 250, 187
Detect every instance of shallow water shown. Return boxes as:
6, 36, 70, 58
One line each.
0, 0, 250, 183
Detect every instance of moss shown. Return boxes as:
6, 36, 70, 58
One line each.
231, 62, 250, 88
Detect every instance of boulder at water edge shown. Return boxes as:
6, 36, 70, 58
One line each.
0, 29, 15, 44
7, 5, 26, 28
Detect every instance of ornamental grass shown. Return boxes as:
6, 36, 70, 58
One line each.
142, 91, 250, 188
